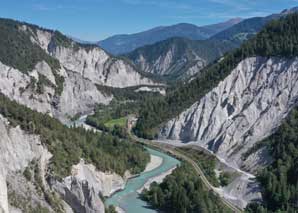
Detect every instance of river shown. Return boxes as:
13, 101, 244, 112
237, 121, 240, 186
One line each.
69, 115, 180, 213
105, 147, 180, 212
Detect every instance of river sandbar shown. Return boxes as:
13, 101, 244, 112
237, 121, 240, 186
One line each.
144, 154, 163, 173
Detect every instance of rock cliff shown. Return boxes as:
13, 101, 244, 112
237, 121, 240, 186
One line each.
0, 113, 125, 213
0, 114, 54, 212
125, 37, 236, 80
0, 21, 158, 122
160, 57, 298, 171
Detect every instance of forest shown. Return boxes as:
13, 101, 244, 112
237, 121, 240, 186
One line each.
246, 107, 298, 212
141, 163, 231, 213
134, 13, 298, 139
0, 93, 150, 177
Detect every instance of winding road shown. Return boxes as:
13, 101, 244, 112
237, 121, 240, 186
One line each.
73, 114, 242, 212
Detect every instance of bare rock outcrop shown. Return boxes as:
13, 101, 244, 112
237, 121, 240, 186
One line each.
160, 57, 298, 171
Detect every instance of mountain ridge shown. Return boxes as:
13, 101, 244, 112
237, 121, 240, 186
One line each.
98, 18, 243, 55
124, 37, 237, 81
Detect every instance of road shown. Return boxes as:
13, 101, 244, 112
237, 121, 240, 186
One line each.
129, 133, 243, 213
75, 114, 242, 212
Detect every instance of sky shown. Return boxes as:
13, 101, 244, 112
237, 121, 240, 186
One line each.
1, 0, 298, 41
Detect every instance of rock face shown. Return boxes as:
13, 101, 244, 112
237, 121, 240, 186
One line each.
70, 160, 128, 197
0, 60, 111, 122
56, 71, 112, 122
0, 20, 159, 213
0, 22, 158, 122
28, 26, 156, 88
160, 57, 298, 171
52, 159, 131, 213
125, 37, 236, 80
50, 45, 155, 88
52, 178, 105, 213
129, 44, 206, 78
216, 173, 262, 208
0, 115, 52, 212
0, 114, 107, 213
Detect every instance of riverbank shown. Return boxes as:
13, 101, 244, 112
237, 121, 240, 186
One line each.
144, 154, 163, 173
105, 147, 180, 213
137, 166, 177, 194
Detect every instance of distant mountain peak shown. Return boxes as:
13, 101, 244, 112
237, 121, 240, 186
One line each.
226, 17, 243, 24
98, 18, 241, 55
281, 6, 298, 15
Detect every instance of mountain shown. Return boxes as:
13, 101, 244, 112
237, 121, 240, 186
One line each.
126, 7, 298, 82
202, 17, 243, 35
98, 18, 243, 55
135, 12, 298, 212
67, 35, 96, 44
125, 37, 237, 81
212, 6, 298, 44
0, 18, 158, 213
0, 18, 159, 123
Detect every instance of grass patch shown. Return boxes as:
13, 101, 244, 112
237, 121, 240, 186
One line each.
104, 117, 127, 129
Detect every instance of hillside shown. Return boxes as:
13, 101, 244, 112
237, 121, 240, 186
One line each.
135, 13, 298, 139
212, 7, 298, 45
245, 106, 298, 212
0, 18, 159, 122
125, 37, 237, 81
0, 17, 162, 213
98, 18, 242, 55
134, 11, 298, 212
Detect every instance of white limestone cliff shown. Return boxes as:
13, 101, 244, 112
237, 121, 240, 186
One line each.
0, 115, 52, 212
63, 160, 130, 197
160, 57, 298, 171
26, 25, 157, 88
131, 47, 206, 79
0, 61, 112, 122
0, 24, 159, 123
0, 114, 108, 213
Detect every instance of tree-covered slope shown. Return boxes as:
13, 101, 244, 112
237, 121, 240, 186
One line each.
124, 37, 237, 81
134, 13, 298, 139
0, 18, 61, 73
141, 163, 231, 213
212, 7, 298, 45
98, 19, 242, 55
246, 107, 298, 212
0, 93, 149, 178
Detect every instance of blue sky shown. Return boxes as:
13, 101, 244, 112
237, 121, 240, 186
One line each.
1, 0, 297, 41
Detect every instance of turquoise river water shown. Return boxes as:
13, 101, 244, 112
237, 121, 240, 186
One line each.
105, 147, 180, 213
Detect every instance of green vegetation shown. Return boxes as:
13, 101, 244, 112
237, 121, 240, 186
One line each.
51, 31, 73, 48
86, 101, 131, 131
125, 37, 237, 81
176, 147, 220, 187
0, 18, 60, 73
219, 172, 233, 187
141, 163, 232, 213
8, 189, 51, 213
23, 166, 32, 181
212, 17, 268, 44
105, 205, 117, 213
0, 93, 150, 177
96, 84, 165, 101
87, 85, 164, 134
104, 117, 127, 128
134, 13, 298, 139
9, 160, 64, 213
0, 18, 65, 95
246, 107, 298, 212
